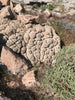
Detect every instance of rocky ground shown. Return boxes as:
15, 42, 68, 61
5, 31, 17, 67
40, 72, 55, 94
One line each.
0, 0, 75, 100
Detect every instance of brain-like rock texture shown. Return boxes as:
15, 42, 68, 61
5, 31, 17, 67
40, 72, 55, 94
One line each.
24, 25, 60, 65
0, 18, 26, 35
6, 24, 60, 66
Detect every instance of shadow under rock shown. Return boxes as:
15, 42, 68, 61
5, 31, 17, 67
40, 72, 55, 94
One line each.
28, 1, 47, 7
0, 67, 38, 100
19, 53, 33, 69
0, 34, 6, 54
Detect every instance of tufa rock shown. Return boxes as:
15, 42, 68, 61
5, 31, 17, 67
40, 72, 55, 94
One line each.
24, 25, 60, 66
1, 46, 28, 75
6, 24, 60, 66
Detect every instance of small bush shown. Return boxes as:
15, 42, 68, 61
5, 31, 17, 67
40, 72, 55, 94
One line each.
42, 44, 75, 100
32, 4, 55, 11
40, 5, 47, 11
32, 4, 39, 9
47, 4, 55, 10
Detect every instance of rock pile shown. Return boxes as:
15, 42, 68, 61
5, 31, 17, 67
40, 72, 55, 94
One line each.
0, 0, 61, 89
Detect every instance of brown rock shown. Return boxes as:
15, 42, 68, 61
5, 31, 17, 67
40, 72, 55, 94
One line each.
0, 6, 14, 18
52, 11, 62, 18
17, 14, 37, 24
14, 4, 23, 13
1, 46, 28, 75
0, 0, 10, 6
10, 1, 13, 10
22, 70, 36, 88
7, 81, 19, 88
43, 9, 51, 18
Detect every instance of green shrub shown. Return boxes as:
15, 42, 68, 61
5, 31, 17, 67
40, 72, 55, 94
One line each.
32, 4, 39, 9
42, 44, 75, 100
32, 4, 55, 11
47, 4, 55, 10
40, 4, 47, 11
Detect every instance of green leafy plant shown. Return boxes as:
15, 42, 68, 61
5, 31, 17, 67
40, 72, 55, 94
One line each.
47, 4, 55, 10
32, 4, 39, 9
42, 44, 75, 100
40, 4, 47, 11
32, 4, 55, 11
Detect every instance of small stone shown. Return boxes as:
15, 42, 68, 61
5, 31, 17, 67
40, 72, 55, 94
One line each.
22, 70, 36, 88
14, 3, 23, 13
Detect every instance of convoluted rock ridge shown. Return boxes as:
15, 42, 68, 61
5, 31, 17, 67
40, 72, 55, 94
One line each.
6, 24, 60, 66
24, 25, 60, 65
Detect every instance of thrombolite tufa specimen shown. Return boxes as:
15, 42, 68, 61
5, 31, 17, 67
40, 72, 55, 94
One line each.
0, 18, 27, 36
24, 24, 60, 66
6, 24, 60, 66
6, 32, 25, 53
6, 23, 32, 54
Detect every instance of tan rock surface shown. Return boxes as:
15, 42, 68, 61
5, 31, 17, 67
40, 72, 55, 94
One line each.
14, 3, 23, 13
0, 0, 10, 6
17, 14, 37, 24
22, 70, 36, 88
1, 46, 28, 75
0, 6, 14, 18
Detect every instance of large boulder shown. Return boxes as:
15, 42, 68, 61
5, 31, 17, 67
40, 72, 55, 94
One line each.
6, 24, 60, 66
1, 46, 28, 75
6, 32, 25, 53
24, 25, 60, 66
